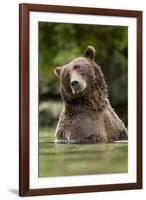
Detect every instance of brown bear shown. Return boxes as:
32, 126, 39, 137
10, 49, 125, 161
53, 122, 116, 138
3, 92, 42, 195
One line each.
54, 46, 128, 143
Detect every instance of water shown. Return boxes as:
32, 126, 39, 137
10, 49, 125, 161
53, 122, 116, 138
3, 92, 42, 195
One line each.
39, 128, 128, 177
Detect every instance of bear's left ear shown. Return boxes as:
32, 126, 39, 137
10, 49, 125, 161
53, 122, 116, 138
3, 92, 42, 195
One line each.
83, 45, 96, 60
54, 67, 62, 77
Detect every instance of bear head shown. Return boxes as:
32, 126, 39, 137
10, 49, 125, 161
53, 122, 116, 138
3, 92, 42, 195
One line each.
54, 46, 108, 110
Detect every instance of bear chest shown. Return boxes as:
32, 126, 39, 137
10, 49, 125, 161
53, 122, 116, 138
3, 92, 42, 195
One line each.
56, 110, 105, 143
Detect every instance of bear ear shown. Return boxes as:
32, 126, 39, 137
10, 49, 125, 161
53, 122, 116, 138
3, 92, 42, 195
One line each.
83, 45, 96, 60
54, 67, 62, 77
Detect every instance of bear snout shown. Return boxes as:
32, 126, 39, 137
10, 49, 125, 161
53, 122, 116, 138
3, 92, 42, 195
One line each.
71, 80, 81, 94
71, 80, 80, 87
70, 79, 86, 94
70, 70, 86, 94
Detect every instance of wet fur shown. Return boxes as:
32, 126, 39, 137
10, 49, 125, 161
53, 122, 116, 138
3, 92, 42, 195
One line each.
55, 50, 128, 143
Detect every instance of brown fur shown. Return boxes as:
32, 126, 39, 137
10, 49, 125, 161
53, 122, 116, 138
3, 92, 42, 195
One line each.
54, 46, 128, 143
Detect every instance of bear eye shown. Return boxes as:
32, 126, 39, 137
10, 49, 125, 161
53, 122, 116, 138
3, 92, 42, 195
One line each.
65, 72, 69, 78
73, 65, 80, 70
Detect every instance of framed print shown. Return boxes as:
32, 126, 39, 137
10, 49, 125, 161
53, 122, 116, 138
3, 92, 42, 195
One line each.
19, 3, 143, 196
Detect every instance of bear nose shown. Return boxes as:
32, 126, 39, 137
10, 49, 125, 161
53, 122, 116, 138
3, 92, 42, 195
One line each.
71, 80, 79, 87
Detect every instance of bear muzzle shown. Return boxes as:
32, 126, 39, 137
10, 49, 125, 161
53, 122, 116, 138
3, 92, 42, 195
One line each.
71, 80, 80, 88
71, 80, 86, 94
70, 70, 86, 95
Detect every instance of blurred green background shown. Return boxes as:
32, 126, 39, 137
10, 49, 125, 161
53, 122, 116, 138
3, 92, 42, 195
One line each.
38, 22, 128, 177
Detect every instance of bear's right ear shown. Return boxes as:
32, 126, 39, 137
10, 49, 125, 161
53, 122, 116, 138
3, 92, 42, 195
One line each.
54, 67, 62, 77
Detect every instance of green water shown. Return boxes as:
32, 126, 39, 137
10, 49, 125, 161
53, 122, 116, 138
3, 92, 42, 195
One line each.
39, 128, 128, 177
